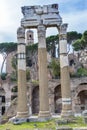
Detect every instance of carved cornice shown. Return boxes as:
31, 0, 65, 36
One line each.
21, 4, 62, 28
17, 27, 25, 39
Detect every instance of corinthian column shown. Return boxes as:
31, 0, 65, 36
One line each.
16, 27, 29, 118
38, 25, 51, 119
59, 24, 73, 118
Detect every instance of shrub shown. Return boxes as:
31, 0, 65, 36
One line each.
77, 67, 87, 76
49, 59, 60, 79
1, 73, 7, 80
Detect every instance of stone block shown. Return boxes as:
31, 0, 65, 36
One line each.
82, 110, 87, 124
56, 127, 72, 130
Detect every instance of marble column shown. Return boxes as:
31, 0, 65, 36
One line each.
16, 27, 29, 118
38, 25, 51, 119
59, 24, 73, 117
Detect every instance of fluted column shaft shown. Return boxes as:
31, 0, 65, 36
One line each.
38, 25, 51, 118
59, 24, 73, 117
16, 27, 28, 118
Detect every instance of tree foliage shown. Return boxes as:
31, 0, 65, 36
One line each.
0, 42, 17, 54
49, 59, 60, 78
46, 35, 59, 57
73, 30, 87, 51
67, 31, 82, 44
0, 73, 7, 80
11, 56, 17, 71
46, 31, 82, 57
26, 43, 38, 54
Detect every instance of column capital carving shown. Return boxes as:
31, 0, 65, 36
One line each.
59, 24, 68, 34
37, 24, 46, 38
17, 26, 25, 39
59, 24, 68, 40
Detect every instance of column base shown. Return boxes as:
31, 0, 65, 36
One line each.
9, 116, 30, 124
61, 110, 74, 118
38, 111, 51, 121
16, 111, 29, 118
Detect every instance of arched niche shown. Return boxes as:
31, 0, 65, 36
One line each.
0, 87, 5, 115
77, 90, 87, 112
54, 84, 62, 113
11, 86, 18, 101
32, 86, 39, 114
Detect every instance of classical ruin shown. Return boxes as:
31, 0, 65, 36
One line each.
0, 3, 87, 123
15, 3, 73, 120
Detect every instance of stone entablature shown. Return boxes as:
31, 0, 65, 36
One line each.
21, 4, 62, 28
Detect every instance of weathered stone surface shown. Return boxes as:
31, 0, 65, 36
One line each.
38, 25, 51, 118
21, 4, 62, 28
56, 127, 72, 130
59, 24, 73, 118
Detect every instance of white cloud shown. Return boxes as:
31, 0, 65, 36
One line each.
62, 10, 87, 33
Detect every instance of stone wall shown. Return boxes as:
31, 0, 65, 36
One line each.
0, 77, 87, 117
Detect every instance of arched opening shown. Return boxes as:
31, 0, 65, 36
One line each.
0, 87, 5, 115
32, 86, 39, 114
11, 86, 18, 101
69, 59, 75, 66
11, 86, 18, 92
26, 58, 32, 67
29, 34, 32, 38
54, 85, 62, 113
2, 96, 5, 102
77, 90, 87, 112
2, 106, 5, 115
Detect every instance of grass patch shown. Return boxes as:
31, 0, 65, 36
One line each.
56, 117, 87, 128
0, 117, 87, 130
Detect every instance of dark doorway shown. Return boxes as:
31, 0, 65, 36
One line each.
32, 86, 39, 114
54, 85, 62, 113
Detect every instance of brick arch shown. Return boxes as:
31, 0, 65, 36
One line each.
72, 77, 87, 89
54, 84, 62, 113
75, 83, 87, 98
10, 83, 17, 90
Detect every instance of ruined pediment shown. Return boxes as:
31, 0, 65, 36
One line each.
21, 4, 62, 28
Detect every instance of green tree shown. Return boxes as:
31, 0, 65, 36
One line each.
67, 31, 82, 44
82, 30, 87, 42
46, 31, 82, 57
49, 59, 60, 78
73, 30, 87, 51
46, 35, 59, 57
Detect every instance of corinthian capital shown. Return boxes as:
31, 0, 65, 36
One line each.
17, 27, 25, 39
37, 25, 46, 38
59, 24, 68, 34
59, 24, 68, 40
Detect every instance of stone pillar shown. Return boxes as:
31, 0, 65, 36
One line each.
59, 24, 73, 117
38, 25, 51, 119
16, 27, 29, 118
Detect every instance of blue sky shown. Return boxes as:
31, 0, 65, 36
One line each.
0, 0, 87, 71
0, 0, 87, 43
